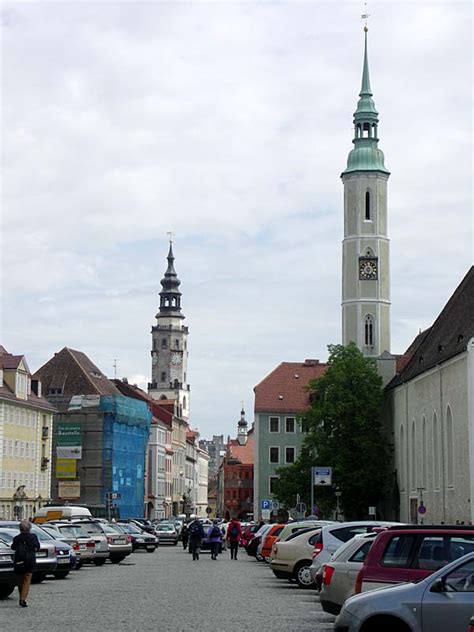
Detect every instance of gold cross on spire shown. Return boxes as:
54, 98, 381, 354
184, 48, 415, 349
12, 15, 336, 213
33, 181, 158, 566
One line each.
361, 2, 370, 31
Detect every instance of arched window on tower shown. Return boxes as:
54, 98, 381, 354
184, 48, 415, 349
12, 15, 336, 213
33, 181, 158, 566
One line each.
160, 372, 166, 382
365, 191, 371, 220
161, 339, 167, 350
364, 315, 374, 347
183, 396, 187, 410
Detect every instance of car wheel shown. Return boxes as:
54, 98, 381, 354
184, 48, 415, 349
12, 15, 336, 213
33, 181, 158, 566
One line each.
110, 556, 125, 564
53, 571, 70, 579
31, 573, 46, 584
93, 558, 106, 566
294, 561, 314, 589
0, 584, 15, 599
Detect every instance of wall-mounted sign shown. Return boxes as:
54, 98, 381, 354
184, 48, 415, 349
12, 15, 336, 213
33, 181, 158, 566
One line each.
56, 458, 76, 479
58, 481, 81, 499
56, 446, 82, 459
57, 423, 82, 447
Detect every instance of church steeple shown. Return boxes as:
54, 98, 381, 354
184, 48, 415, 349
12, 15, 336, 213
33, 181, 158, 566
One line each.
158, 240, 184, 318
343, 27, 389, 176
237, 405, 248, 445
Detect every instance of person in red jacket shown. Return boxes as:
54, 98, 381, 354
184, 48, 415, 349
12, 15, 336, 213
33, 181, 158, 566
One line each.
226, 517, 242, 560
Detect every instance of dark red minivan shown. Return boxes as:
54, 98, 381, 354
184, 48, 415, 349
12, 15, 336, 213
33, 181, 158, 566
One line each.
355, 525, 474, 594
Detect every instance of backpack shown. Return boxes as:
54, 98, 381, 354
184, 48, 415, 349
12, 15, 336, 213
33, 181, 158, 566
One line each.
210, 525, 220, 538
230, 525, 239, 538
188, 522, 200, 537
14, 540, 36, 572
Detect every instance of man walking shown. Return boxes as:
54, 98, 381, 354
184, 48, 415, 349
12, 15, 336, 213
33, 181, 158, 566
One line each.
187, 516, 204, 561
11, 519, 40, 607
226, 517, 242, 560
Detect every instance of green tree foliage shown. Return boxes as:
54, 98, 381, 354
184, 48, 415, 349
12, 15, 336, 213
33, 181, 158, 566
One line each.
274, 343, 391, 519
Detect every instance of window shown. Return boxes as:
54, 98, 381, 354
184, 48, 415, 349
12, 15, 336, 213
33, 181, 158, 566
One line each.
331, 526, 369, 543
433, 412, 440, 489
422, 417, 427, 488
446, 405, 454, 487
381, 535, 417, 567
269, 476, 279, 494
269, 447, 279, 464
160, 372, 166, 382
183, 396, 187, 410
349, 540, 374, 564
285, 418, 295, 433
285, 447, 295, 464
399, 425, 405, 491
175, 340, 179, 349
269, 417, 279, 433
364, 315, 374, 346
411, 420, 416, 490
444, 558, 474, 592
365, 191, 371, 220
161, 339, 167, 349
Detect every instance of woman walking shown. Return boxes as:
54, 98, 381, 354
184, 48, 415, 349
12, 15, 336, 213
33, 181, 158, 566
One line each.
208, 520, 222, 560
11, 519, 40, 607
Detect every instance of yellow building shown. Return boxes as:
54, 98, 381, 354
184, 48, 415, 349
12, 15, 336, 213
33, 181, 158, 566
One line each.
0, 346, 55, 519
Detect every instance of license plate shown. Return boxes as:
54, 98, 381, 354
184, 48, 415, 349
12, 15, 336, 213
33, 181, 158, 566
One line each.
36, 551, 47, 557
58, 558, 70, 564
79, 545, 86, 550
115, 539, 126, 545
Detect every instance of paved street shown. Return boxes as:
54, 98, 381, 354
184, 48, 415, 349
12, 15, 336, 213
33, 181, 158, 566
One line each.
1, 546, 336, 631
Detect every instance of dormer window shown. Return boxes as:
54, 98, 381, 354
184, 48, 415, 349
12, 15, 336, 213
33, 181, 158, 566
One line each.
0, 369, 3, 388
16, 372, 28, 399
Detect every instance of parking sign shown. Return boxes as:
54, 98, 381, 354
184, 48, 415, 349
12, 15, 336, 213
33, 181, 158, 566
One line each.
312, 466, 332, 486
261, 499, 271, 510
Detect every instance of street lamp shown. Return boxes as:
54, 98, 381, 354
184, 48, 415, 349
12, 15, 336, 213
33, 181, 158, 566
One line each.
334, 487, 342, 521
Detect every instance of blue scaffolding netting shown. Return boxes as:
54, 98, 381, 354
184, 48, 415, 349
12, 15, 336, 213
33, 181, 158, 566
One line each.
100, 395, 152, 518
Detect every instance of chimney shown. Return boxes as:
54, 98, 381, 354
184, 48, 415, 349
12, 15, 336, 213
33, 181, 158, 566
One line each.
304, 359, 319, 366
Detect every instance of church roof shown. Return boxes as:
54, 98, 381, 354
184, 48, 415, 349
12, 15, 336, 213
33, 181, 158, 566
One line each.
227, 433, 254, 465
389, 267, 474, 388
254, 360, 327, 413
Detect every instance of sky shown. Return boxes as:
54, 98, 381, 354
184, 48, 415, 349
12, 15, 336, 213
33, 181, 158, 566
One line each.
1, 1, 472, 439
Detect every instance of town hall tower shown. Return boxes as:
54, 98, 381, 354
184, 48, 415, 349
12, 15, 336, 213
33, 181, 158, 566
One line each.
342, 27, 391, 357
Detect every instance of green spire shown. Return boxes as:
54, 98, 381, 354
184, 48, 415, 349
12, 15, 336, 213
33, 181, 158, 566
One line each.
342, 27, 389, 176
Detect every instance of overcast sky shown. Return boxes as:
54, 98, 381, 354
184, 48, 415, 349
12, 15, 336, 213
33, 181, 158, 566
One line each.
1, 1, 472, 439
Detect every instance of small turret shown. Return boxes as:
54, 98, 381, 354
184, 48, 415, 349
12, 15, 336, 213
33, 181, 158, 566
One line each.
158, 240, 184, 318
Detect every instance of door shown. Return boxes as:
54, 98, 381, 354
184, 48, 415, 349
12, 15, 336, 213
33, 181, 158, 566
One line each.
421, 558, 474, 631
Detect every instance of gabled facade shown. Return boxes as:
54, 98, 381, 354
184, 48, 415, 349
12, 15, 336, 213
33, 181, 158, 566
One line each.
387, 267, 474, 524
253, 359, 327, 518
0, 346, 56, 519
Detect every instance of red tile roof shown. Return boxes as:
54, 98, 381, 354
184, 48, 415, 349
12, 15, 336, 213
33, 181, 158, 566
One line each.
227, 433, 254, 465
254, 360, 327, 413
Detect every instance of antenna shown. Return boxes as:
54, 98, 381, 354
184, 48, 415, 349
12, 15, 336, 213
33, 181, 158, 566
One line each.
361, 2, 370, 30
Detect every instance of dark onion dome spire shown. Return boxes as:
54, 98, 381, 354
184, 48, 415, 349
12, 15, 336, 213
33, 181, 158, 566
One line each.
238, 406, 248, 429
158, 240, 184, 317
342, 26, 389, 176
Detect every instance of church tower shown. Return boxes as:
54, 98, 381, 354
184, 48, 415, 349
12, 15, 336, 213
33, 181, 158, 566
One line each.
237, 406, 248, 446
149, 240, 190, 420
341, 26, 390, 357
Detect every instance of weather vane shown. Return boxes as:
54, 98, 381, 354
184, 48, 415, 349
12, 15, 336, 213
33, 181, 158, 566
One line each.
167, 230, 175, 242
361, 2, 370, 31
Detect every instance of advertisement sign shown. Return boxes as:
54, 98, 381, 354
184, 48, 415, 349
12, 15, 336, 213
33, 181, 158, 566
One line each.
56, 458, 77, 479
56, 446, 82, 459
57, 423, 82, 447
58, 481, 81, 499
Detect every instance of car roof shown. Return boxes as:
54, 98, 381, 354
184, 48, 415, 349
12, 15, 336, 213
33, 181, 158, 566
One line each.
385, 524, 474, 531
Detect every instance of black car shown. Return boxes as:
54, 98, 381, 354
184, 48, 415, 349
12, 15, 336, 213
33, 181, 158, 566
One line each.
116, 523, 158, 552
0, 538, 15, 599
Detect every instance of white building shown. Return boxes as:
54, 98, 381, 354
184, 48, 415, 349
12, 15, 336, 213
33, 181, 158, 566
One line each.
147, 418, 167, 520
196, 446, 210, 518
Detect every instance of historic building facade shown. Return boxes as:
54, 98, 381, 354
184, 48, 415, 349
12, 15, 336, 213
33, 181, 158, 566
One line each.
0, 346, 55, 520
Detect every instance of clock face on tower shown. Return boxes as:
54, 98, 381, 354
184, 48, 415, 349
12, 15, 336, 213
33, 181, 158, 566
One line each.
170, 352, 182, 366
359, 257, 378, 280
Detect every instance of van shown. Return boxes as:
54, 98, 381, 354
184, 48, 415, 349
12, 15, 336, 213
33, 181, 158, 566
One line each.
33, 505, 92, 524
355, 524, 474, 594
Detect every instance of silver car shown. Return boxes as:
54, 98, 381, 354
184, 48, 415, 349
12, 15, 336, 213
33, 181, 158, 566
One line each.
320, 532, 377, 615
43, 522, 97, 565
0, 538, 15, 599
0, 525, 58, 582
334, 551, 474, 632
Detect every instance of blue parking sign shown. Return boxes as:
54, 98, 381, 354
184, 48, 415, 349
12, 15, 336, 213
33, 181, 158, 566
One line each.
261, 499, 270, 510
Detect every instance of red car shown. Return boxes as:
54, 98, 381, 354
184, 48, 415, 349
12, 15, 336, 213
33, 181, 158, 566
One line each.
356, 525, 474, 594
469, 616, 474, 632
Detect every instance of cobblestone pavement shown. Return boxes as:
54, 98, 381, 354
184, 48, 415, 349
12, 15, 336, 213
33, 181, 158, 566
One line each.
0, 545, 336, 632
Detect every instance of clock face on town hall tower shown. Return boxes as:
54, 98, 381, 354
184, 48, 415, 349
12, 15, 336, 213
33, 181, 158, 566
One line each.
170, 352, 182, 366
359, 257, 378, 280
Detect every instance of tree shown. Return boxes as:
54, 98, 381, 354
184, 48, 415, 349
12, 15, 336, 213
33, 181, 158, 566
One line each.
301, 343, 390, 519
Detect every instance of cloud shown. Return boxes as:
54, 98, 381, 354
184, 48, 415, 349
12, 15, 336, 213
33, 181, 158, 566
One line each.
1, 1, 472, 437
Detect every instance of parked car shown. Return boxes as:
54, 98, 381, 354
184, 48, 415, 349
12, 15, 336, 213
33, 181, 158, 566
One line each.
155, 522, 179, 545
33, 505, 93, 524
42, 522, 97, 566
270, 527, 322, 587
128, 518, 157, 535
0, 523, 58, 582
70, 519, 111, 565
115, 522, 158, 552
269, 520, 334, 563
320, 532, 378, 615
309, 521, 401, 584
0, 537, 15, 599
261, 524, 285, 560
71, 519, 133, 564
335, 551, 474, 632
246, 525, 272, 559
356, 525, 474, 594
469, 615, 474, 632
101, 523, 133, 562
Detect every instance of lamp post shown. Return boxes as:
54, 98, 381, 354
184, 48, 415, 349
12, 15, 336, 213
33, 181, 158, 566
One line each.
334, 487, 342, 521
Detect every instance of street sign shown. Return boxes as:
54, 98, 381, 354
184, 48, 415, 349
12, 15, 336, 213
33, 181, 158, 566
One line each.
418, 504, 426, 515
271, 501, 280, 512
261, 499, 271, 510
295, 501, 306, 515
261, 509, 271, 520
368, 506, 376, 515
312, 466, 332, 486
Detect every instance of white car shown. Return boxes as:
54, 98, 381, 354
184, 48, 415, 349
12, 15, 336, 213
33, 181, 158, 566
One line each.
309, 521, 401, 584
270, 527, 322, 587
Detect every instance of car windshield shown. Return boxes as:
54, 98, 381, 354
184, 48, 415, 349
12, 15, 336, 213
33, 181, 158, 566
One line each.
31, 525, 55, 541
121, 524, 142, 534
157, 524, 174, 531
0, 529, 15, 543
103, 524, 122, 534
77, 522, 104, 534
58, 526, 89, 538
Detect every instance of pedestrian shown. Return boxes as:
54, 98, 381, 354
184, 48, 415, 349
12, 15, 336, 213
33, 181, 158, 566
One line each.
226, 517, 242, 560
181, 523, 189, 550
11, 519, 40, 608
187, 516, 204, 561
208, 520, 222, 560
